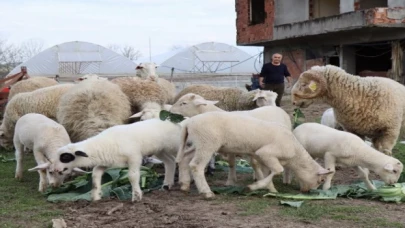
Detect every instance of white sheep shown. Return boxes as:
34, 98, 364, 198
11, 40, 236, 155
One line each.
53, 119, 183, 202
292, 123, 403, 190
320, 108, 339, 129
170, 92, 292, 185
129, 102, 173, 121
136, 62, 159, 81
0, 84, 74, 149
75, 74, 108, 83
14, 113, 85, 192
176, 111, 332, 199
8, 77, 58, 100
56, 79, 131, 143
291, 64, 405, 156
174, 85, 277, 111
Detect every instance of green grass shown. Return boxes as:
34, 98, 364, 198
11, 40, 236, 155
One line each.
0, 149, 63, 228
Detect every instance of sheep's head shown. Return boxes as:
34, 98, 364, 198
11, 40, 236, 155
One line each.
75, 74, 108, 83
0, 127, 13, 150
170, 93, 219, 117
291, 67, 328, 108
297, 166, 334, 192
48, 144, 90, 176
252, 89, 278, 107
374, 159, 403, 185
28, 160, 86, 188
136, 62, 159, 81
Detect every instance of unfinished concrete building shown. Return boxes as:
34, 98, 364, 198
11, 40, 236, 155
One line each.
236, 0, 405, 83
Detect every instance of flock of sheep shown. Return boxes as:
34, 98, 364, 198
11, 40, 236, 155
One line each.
2, 63, 405, 203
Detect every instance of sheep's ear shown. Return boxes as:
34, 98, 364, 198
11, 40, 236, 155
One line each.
75, 151, 88, 157
73, 167, 89, 174
317, 167, 334, 175
28, 162, 51, 171
194, 99, 218, 106
60, 153, 75, 163
308, 81, 318, 92
129, 111, 144, 119
384, 163, 394, 171
136, 66, 143, 70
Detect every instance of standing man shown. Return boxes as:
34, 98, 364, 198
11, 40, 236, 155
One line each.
259, 53, 292, 107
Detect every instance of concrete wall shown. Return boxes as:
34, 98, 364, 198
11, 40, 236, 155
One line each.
340, 0, 355, 13
359, 0, 388, 9
389, 0, 405, 7
339, 46, 356, 74
274, 0, 309, 25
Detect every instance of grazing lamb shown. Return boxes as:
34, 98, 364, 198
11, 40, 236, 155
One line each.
75, 74, 108, 83
14, 113, 85, 192
174, 84, 276, 111
176, 112, 332, 199
57, 79, 131, 143
8, 77, 58, 100
291, 64, 405, 156
111, 77, 167, 114
54, 119, 183, 202
292, 123, 403, 190
0, 84, 74, 149
170, 92, 291, 184
130, 102, 173, 121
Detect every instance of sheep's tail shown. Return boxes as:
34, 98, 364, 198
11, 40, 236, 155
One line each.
176, 124, 190, 163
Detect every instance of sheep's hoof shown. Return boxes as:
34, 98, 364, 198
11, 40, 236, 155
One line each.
180, 184, 190, 192
203, 192, 215, 199
132, 193, 142, 202
162, 185, 170, 191
15, 174, 23, 180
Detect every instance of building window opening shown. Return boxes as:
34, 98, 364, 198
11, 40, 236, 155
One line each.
250, 0, 266, 25
354, 41, 392, 77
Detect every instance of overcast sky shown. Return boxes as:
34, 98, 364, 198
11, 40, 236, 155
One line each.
0, 0, 262, 59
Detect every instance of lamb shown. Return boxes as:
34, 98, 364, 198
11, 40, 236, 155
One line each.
174, 84, 277, 111
75, 74, 108, 82
0, 84, 74, 149
291, 64, 405, 156
13, 113, 85, 192
292, 123, 403, 190
8, 77, 58, 100
129, 102, 173, 121
56, 79, 131, 143
170, 92, 291, 185
53, 118, 183, 202
110, 77, 167, 114
176, 112, 332, 199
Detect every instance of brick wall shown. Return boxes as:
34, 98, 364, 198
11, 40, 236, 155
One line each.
366, 7, 405, 24
236, 0, 275, 45
280, 49, 306, 80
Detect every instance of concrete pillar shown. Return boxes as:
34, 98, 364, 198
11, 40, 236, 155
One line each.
339, 45, 356, 74
340, 0, 355, 13
388, 0, 405, 8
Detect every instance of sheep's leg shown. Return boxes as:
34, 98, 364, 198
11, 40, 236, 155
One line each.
372, 130, 398, 156
38, 170, 48, 192
357, 166, 376, 190
128, 159, 143, 202
248, 145, 284, 192
178, 151, 195, 192
205, 156, 215, 176
225, 154, 237, 186
282, 167, 292, 184
322, 152, 336, 190
155, 152, 176, 190
189, 150, 216, 199
250, 157, 264, 181
91, 165, 107, 201
14, 142, 25, 180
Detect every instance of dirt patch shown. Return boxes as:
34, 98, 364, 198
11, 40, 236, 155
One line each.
58, 97, 404, 228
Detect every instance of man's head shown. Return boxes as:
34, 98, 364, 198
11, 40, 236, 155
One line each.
271, 53, 283, 65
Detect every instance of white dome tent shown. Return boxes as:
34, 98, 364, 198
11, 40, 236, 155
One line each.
152, 42, 262, 75
7, 41, 138, 78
